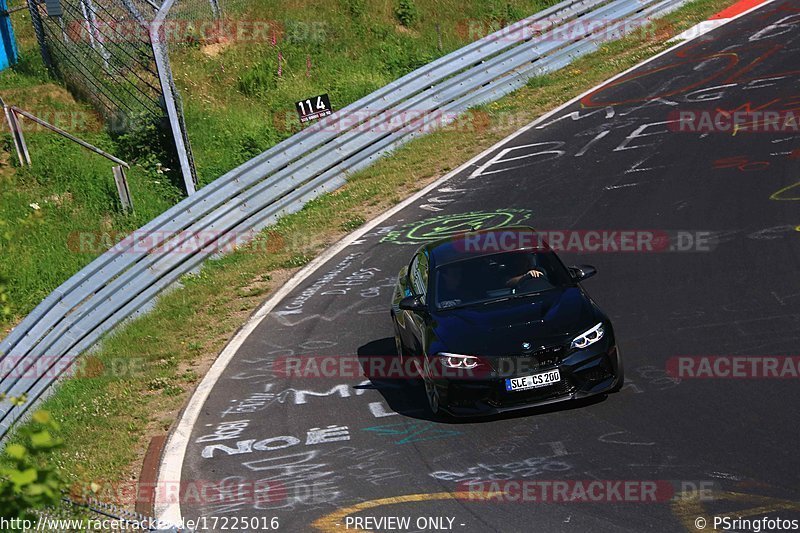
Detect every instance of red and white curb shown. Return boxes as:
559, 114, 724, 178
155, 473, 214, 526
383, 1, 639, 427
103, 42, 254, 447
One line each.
670, 0, 770, 40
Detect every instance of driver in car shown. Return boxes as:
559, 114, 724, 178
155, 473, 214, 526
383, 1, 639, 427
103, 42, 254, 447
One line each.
504, 253, 545, 288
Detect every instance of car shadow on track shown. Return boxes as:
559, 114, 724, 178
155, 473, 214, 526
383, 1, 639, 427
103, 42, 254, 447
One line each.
357, 338, 606, 424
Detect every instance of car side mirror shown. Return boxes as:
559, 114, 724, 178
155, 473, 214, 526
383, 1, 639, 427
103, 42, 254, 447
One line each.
569, 264, 597, 282
399, 295, 427, 312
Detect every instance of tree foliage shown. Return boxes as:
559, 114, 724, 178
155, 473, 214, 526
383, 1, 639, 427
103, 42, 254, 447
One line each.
0, 408, 64, 522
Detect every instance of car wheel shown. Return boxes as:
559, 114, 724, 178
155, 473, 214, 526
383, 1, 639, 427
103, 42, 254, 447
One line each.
393, 327, 405, 365
610, 349, 625, 392
423, 357, 442, 416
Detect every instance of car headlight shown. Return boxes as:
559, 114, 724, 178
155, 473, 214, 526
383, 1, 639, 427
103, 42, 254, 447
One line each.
439, 353, 480, 369
570, 322, 604, 350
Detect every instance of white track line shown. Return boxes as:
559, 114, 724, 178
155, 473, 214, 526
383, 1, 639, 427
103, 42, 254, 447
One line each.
670, 0, 770, 41
155, 0, 777, 523
670, 19, 729, 40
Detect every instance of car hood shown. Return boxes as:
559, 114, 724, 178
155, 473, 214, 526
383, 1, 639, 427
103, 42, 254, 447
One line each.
431, 287, 601, 355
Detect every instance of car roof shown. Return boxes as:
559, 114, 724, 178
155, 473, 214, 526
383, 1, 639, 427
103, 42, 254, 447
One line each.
423, 225, 547, 268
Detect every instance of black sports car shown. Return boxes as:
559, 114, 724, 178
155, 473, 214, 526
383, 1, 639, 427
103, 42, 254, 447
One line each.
390, 226, 623, 416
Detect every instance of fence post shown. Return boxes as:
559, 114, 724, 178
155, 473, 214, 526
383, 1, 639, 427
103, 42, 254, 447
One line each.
209, 0, 221, 19
1, 97, 25, 166
150, 0, 197, 196
0, 0, 19, 70
7, 109, 30, 166
113, 165, 133, 213
26, 0, 54, 72
80, 0, 110, 70
120, 0, 148, 24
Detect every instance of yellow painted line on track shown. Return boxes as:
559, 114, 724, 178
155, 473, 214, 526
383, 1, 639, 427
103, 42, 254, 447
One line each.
312, 491, 503, 532
770, 180, 800, 201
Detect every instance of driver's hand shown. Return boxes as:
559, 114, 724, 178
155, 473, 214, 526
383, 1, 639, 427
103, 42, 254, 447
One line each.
527, 269, 544, 278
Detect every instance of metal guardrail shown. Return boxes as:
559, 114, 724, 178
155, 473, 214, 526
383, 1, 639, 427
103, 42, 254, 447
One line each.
0, 0, 687, 439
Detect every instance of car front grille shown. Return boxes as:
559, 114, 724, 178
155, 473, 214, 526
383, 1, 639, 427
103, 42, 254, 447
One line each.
491, 344, 565, 376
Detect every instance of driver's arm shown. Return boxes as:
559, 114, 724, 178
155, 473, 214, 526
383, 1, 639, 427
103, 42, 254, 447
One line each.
506, 269, 545, 287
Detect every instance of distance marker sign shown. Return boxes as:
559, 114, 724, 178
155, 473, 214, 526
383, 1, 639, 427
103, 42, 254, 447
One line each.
295, 93, 333, 123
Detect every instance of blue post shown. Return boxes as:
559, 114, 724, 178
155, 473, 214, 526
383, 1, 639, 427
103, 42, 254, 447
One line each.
0, 0, 19, 70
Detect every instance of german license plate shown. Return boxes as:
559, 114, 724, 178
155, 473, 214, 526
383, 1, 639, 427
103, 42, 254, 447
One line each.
505, 369, 561, 391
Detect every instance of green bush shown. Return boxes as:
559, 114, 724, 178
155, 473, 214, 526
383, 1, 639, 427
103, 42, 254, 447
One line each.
343, 0, 366, 18
113, 113, 184, 202
0, 410, 64, 522
395, 0, 418, 27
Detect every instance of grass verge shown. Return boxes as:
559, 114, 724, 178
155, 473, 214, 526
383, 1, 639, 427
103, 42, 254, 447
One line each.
169, 0, 561, 186
0, 53, 183, 330
1, 0, 559, 328
2, 0, 739, 507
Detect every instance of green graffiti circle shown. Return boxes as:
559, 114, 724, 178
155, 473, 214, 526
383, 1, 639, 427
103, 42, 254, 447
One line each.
381, 209, 533, 245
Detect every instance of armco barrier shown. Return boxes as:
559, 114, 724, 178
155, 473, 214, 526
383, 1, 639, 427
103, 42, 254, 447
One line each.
0, 0, 687, 439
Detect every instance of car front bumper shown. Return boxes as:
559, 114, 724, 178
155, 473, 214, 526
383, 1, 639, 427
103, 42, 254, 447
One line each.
432, 340, 621, 417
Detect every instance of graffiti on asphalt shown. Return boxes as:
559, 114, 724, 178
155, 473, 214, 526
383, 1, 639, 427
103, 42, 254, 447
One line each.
380, 210, 533, 245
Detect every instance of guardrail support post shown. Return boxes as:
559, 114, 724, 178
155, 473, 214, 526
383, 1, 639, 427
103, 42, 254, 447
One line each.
113, 165, 133, 213
2, 103, 24, 166
6, 107, 30, 166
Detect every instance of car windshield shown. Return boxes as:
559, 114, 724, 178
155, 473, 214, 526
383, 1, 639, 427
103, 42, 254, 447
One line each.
434, 250, 572, 310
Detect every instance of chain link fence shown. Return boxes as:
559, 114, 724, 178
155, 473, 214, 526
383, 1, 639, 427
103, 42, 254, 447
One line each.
24, 0, 224, 195
29, 0, 161, 120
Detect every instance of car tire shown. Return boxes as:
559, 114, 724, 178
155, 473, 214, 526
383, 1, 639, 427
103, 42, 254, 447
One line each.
610, 349, 624, 393
423, 357, 444, 418
393, 325, 406, 365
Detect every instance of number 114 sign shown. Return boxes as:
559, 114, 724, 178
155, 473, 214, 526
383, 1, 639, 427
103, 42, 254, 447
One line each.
295, 93, 333, 123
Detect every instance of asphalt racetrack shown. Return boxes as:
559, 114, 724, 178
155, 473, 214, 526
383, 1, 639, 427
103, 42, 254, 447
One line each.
177, 3, 800, 531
